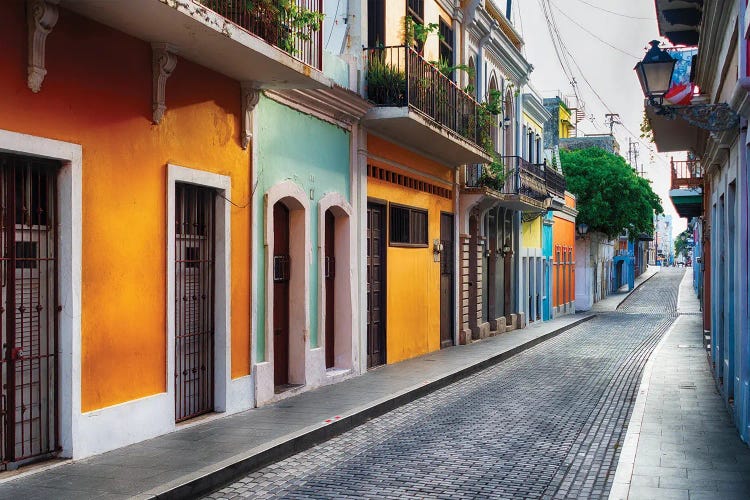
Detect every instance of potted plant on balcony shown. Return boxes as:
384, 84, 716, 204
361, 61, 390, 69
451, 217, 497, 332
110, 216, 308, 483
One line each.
366, 53, 407, 106
201, 0, 324, 58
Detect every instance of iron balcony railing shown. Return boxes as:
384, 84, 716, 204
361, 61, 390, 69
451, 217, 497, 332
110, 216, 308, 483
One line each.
365, 45, 487, 147
196, 0, 323, 69
671, 158, 703, 190
545, 167, 566, 199
464, 157, 548, 202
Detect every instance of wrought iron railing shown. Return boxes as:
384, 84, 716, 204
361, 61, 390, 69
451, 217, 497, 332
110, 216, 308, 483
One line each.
503, 156, 548, 201
196, 0, 323, 69
463, 157, 548, 202
365, 45, 487, 147
545, 167, 566, 198
671, 158, 703, 190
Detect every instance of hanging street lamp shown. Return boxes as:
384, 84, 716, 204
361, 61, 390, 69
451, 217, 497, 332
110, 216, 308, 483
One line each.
635, 40, 739, 131
635, 41, 677, 106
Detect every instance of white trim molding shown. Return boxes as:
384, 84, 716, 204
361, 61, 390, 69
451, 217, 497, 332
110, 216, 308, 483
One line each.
316, 192, 356, 383
26, 0, 59, 93
167, 163, 252, 420
0, 128, 81, 458
255, 180, 311, 406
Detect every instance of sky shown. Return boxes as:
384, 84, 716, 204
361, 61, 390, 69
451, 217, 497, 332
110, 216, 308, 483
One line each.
512, 0, 688, 240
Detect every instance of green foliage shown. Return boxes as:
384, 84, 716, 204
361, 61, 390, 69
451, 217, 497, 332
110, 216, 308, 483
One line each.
205, 0, 324, 57
560, 147, 663, 239
674, 230, 691, 258
476, 89, 505, 187
403, 16, 442, 48
366, 55, 406, 105
640, 110, 654, 143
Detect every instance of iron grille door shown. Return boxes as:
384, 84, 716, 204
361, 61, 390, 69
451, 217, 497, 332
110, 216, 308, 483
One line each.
0, 154, 59, 468
174, 183, 215, 422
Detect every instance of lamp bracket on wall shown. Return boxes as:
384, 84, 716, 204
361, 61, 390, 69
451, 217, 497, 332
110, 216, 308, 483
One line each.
651, 99, 739, 132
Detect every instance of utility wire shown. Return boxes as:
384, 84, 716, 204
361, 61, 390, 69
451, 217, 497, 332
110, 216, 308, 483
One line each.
569, 0, 654, 20
549, 1, 642, 60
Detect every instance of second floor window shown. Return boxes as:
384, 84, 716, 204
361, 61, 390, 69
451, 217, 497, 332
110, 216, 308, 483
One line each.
390, 203, 428, 247
439, 19, 454, 74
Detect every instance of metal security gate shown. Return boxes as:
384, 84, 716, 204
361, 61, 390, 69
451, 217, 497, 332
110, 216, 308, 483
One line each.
0, 154, 59, 469
174, 184, 215, 422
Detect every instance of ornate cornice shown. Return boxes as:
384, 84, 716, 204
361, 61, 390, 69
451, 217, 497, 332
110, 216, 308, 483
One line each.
151, 43, 178, 125
27, 0, 59, 93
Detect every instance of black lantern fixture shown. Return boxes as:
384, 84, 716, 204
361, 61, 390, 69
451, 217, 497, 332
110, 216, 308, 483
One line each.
635, 40, 739, 131
634, 40, 677, 106
576, 223, 589, 238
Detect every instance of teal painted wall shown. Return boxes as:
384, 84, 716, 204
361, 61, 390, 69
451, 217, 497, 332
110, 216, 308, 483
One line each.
254, 95, 351, 361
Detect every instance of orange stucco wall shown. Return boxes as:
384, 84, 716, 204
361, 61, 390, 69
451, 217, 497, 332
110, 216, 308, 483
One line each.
0, 2, 251, 411
367, 135, 453, 364
552, 194, 576, 307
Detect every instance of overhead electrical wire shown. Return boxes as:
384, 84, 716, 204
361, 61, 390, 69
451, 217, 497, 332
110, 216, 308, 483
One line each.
569, 0, 653, 21
536, 0, 583, 108
535, 1, 669, 167
548, 1, 643, 60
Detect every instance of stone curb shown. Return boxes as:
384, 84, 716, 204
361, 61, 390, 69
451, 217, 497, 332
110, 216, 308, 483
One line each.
142, 314, 597, 499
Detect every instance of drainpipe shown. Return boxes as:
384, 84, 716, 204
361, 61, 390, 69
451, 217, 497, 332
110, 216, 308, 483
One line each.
506, 0, 512, 20
514, 86, 523, 319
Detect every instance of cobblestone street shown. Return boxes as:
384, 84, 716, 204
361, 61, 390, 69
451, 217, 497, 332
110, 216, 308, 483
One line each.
206, 270, 686, 499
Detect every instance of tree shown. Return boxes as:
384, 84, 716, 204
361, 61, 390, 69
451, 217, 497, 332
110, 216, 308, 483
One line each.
560, 147, 663, 239
674, 230, 691, 259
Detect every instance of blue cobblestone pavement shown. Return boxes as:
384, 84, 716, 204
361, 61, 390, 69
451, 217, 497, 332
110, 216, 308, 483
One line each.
206, 270, 685, 499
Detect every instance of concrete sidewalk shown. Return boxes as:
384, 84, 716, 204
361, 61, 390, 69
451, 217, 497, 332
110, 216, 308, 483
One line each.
0, 267, 664, 500
609, 271, 750, 500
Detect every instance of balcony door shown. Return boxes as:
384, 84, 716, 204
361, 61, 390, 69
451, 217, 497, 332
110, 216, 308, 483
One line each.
367, 0, 385, 47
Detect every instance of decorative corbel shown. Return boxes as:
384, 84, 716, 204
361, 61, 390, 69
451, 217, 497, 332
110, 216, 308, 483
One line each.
27, 0, 59, 93
152, 43, 178, 125
241, 82, 261, 149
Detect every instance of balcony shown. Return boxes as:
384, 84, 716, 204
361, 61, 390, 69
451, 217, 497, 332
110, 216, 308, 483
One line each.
60, 0, 330, 88
544, 167, 566, 199
362, 46, 492, 166
462, 157, 549, 211
669, 158, 703, 218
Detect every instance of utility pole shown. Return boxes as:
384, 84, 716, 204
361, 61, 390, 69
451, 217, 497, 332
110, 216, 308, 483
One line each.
605, 113, 620, 136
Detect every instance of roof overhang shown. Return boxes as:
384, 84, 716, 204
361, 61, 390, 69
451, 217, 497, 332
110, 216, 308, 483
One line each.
655, 0, 703, 47
363, 107, 492, 167
669, 187, 703, 218
645, 103, 703, 152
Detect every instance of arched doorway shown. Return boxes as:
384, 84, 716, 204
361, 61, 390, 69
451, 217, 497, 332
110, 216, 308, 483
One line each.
320, 197, 354, 372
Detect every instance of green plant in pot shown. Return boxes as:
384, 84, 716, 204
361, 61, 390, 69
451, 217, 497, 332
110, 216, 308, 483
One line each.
367, 54, 407, 105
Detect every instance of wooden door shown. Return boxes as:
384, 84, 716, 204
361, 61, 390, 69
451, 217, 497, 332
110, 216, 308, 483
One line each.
324, 209, 335, 369
0, 154, 59, 467
366, 203, 386, 368
174, 183, 216, 422
504, 248, 512, 318
440, 213, 454, 348
273, 203, 290, 386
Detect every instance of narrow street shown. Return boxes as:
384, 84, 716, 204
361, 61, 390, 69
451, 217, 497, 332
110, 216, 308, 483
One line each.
207, 270, 685, 499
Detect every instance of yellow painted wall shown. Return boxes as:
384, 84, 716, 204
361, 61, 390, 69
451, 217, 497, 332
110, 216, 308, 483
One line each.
367, 135, 453, 364
523, 112, 544, 134
522, 217, 542, 249
559, 104, 573, 139
0, 3, 251, 411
